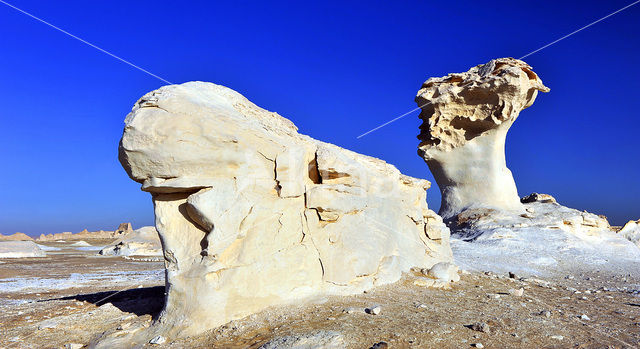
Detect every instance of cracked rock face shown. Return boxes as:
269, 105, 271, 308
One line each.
415, 58, 549, 220
117, 82, 452, 339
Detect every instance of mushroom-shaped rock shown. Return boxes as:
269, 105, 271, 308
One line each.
112, 81, 452, 342
415, 58, 549, 220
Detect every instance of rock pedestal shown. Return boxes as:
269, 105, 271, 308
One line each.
116, 82, 452, 340
415, 58, 549, 220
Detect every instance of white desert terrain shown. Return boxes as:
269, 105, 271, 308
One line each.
1, 58, 638, 348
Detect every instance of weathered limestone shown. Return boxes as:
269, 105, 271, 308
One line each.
116, 82, 452, 339
619, 220, 640, 247
36, 223, 132, 242
0, 241, 46, 258
415, 58, 549, 220
98, 226, 162, 257
0, 233, 34, 241
415, 58, 640, 277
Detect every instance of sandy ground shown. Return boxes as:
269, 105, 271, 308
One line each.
1, 241, 639, 348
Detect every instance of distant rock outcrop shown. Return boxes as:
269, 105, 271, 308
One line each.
0, 241, 46, 258
99, 226, 162, 256
36, 223, 132, 242
0, 233, 34, 241
115, 81, 452, 340
416, 58, 549, 220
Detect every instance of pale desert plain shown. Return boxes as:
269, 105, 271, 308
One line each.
1, 58, 640, 349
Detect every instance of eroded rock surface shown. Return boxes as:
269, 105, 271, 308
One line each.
415, 58, 640, 277
0, 233, 34, 241
619, 220, 640, 247
415, 58, 549, 220
0, 241, 46, 258
98, 226, 162, 257
114, 81, 452, 341
451, 195, 640, 276
36, 223, 132, 242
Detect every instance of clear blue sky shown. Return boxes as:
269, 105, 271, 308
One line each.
1, 1, 638, 236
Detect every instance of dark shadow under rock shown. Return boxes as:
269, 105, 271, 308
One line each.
46, 286, 165, 317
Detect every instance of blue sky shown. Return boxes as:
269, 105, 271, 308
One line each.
1, 0, 638, 236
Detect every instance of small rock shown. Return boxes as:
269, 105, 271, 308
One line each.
471, 322, 490, 333
539, 310, 551, 318
343, 307, 364, 314
149, 336, 166, 345
64, 344, 83, 349
550, 335, 564, 340
473, 343, 484, 348
509, 288, 524, 297
508, 272, 517, 279
370, 342, 388, 349
116, 322, 131, 330
38, 319, 58, 330
579, 314, 590, 321
366, 305, 382, 315
414, 277, 435, 287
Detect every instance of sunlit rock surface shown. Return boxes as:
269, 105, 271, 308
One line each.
99, 226, 162, 257
0, 233, 34, 241
619, 220, 640, 247
36, 223, 132, 242
415, 58, 549, 220
115, 81, 452, 340
415, 59, 640, 276
0, 241, 46, 258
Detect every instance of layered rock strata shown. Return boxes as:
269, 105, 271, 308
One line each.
117, 82, 452, 339
415, 58, 549, 220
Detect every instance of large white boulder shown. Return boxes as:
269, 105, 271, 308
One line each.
450, 196, 640, 276
619, 220, 640, 247
415, 58, 549, 220
0, 241, 46, 258
98, 226, 162, 256
114, 81, 452, 340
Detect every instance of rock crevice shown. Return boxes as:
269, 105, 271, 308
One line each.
116, 82, 452, 340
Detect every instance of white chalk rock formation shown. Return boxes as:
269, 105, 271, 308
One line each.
415, 58, 640, 277
416, 58, 549, 220
426, 262, 460, 283
450, 193, 640, 276
99, 226, 162, 256
115, 81, 452, 340
0, 241, 46, 258
619, 220, 640, 247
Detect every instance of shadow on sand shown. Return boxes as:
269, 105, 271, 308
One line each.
47, 286, 165, 317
